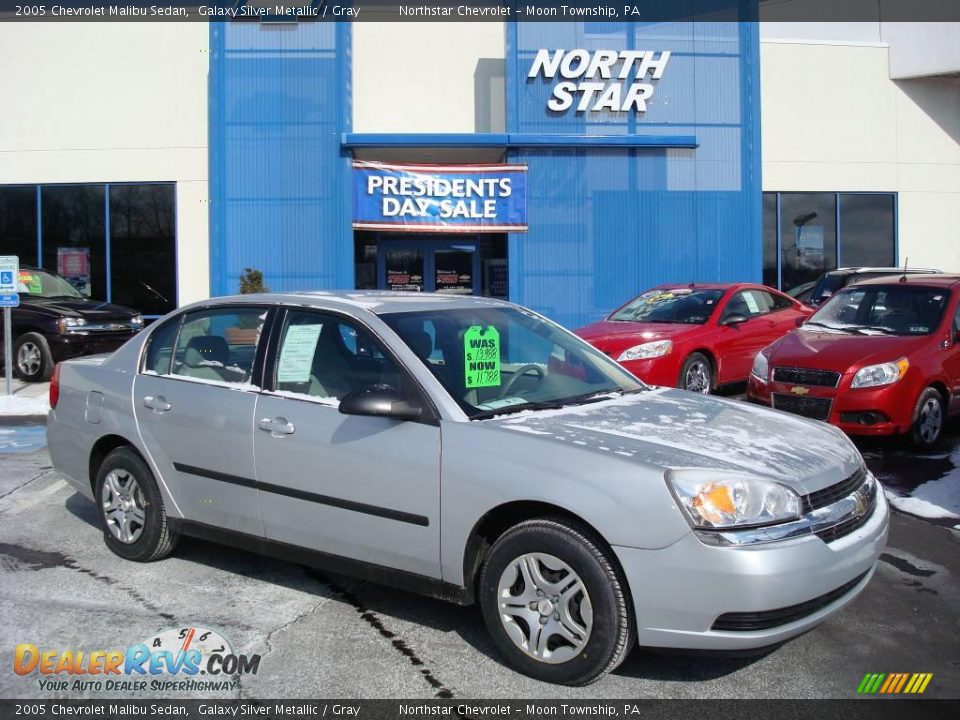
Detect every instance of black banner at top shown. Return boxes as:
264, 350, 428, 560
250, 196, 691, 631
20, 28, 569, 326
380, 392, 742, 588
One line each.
0, 0, 958, 22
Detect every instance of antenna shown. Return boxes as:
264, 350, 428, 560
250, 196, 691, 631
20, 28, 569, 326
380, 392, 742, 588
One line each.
900, 256, 909, 283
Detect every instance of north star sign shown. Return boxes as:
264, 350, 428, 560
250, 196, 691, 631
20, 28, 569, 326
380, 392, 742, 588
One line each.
528, 48, 671, 113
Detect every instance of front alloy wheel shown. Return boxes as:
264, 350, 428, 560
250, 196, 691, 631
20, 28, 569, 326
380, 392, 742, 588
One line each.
680, 352, 713, 394
910, 388, 944, 448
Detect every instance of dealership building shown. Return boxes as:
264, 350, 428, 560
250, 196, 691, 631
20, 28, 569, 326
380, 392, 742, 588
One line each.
1, 9, 958, 328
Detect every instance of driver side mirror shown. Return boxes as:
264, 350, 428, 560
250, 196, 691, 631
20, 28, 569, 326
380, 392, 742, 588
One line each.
720, 314, 748, 327
338, 386, 422, 422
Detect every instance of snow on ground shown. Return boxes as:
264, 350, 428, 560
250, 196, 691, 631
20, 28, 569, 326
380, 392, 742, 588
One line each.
0, 394, 49, 417
883, 446, 960, 521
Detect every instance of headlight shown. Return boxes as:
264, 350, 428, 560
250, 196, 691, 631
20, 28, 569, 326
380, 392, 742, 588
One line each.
851, 358, 909, 389
750, 352, 769, 382
56, 317, 87, 333
131, 315, 144, 328
666, 470, 800, 529
618, 339, 672, 362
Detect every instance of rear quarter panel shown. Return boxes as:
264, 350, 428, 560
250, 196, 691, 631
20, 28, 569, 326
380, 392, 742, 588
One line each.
46, 336, 181, 514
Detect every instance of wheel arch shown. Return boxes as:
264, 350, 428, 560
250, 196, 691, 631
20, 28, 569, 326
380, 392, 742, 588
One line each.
680, 348, 717, 385
89, 434, 143, 493
460, 500, 631, 604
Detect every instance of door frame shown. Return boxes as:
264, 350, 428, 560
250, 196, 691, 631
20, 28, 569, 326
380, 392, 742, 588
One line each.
376, 235, 481, 295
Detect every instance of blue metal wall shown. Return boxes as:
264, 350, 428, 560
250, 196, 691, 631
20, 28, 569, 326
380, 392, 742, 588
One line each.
208, 22, 352, 297
507, 19, 762, 329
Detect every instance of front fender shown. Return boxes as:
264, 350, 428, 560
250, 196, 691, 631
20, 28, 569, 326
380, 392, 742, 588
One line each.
438, 421, 691, 586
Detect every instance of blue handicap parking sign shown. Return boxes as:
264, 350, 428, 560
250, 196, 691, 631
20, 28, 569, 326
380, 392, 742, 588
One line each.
0, 272, 12, 285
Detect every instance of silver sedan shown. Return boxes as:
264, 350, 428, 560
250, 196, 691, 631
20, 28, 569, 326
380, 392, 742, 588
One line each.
46, 292, 888, 685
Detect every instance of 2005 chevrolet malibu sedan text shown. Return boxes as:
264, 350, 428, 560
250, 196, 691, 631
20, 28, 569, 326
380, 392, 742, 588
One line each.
46, 292, 888, 685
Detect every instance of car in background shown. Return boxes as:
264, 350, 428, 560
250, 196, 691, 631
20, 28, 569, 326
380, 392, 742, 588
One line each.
748, 275, 960, 448
47, 292, 887, 685
807, 266, 941, 308
787, 280, 816, 306
575, 283, 812, 393
0, 267, 143, 382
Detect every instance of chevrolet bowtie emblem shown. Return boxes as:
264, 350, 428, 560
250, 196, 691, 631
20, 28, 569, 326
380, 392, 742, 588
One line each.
790, 386, 810, 395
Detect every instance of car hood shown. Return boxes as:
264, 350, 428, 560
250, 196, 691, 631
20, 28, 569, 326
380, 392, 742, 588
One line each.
575, 321, 699, 351
489, 388, 861, 494
768, 328, 929, 370
20, 296, 138, 321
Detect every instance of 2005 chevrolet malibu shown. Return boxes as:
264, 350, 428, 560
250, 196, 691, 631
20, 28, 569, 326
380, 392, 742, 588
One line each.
47, 292, 888, 685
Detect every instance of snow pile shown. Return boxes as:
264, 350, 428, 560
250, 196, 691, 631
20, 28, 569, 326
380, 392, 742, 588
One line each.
885, 446, 960, 520
0, 394, 49, 417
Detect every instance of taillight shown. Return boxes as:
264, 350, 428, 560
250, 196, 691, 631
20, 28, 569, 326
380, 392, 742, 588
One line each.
49, 363, 61, 409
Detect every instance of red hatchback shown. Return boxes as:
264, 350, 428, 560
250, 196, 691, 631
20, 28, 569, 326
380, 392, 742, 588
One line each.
575, 283, 811, 393
748, 275, 960, 447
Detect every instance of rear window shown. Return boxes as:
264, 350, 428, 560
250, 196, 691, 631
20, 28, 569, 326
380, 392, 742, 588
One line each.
809, 274, 845, 306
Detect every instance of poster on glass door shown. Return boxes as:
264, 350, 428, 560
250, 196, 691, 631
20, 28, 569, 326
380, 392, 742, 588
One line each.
57, 247, 91, 297
353, 162, 528, 233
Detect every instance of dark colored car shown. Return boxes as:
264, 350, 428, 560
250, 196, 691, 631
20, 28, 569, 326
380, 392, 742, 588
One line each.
0, 267, 143, 382
575, 283, 811, 393
807, 266, 941, 308
787, 280, 816, 306
748, 275, 960, 448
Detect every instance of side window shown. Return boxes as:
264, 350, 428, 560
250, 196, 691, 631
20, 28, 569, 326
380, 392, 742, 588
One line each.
142, 317, 181, 375
954, 301, 960, 334
274, 311, 403, 402
172, 307, 266, 385
765, 291, 794, 312
724, 291, 769, 320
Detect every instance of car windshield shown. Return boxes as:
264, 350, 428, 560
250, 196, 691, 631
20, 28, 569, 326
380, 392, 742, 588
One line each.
807, 284, 949, 336
17, 269, 83, 299
809, 273, 846, 306
609, 288, 723, 324
382, 306, 647, 419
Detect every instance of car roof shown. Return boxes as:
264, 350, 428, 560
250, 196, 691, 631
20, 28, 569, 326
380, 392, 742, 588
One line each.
828, 266, 941, 276
193, 290, 514, 315
656, 282, 765, 291
852, 274, 960, 288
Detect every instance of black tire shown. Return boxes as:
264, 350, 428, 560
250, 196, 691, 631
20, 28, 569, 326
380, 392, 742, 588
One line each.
479, 517, 634, 686
678, 352, 713, 394
14, 332, 54, 382
909, 387, 945, 449
94, 447, 178, 562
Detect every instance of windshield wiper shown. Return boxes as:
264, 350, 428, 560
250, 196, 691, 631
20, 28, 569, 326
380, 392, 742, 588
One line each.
803, 321, 848, 332
470, 389, 640, 420
851, 326, 897, 335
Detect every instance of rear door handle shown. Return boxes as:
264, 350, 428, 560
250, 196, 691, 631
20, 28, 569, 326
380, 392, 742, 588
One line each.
143, 395, 171, 413
258, 417, 295, 436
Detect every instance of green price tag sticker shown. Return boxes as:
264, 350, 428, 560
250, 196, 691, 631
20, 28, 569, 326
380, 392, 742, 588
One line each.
464, 325, 500, 389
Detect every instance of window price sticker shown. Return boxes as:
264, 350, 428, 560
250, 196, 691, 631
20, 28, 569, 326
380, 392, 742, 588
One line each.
464, 325, 500, 389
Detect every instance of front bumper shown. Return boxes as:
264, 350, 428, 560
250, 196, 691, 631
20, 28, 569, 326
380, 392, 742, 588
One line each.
618, 356, 681, 387
746, 376, 913, 436
613, 488, 888, 650
47, 331, 136, 363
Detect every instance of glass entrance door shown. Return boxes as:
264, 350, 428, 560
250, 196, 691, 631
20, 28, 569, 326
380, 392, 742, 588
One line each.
378, 238, 480, 295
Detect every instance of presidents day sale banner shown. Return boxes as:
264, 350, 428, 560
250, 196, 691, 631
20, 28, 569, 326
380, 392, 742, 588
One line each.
352, 162, 528, 233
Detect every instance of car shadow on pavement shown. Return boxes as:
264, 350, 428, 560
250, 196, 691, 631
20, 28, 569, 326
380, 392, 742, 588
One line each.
65, 490, 777, 682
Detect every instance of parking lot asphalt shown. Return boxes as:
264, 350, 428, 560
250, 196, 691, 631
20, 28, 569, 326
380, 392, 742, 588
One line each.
0, 421, 958, 700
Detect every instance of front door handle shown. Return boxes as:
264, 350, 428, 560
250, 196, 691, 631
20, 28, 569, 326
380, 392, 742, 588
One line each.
143, 395, 171, 413
258, 417, 295, 436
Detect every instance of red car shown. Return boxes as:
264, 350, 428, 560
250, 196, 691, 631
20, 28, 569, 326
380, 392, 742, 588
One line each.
575, 283, 811, 393
747, 275, 960, 448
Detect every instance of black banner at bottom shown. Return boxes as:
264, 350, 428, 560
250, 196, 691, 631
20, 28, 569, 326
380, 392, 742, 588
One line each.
1, 700, 959, 720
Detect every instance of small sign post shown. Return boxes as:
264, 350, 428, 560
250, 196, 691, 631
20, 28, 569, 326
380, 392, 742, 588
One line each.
0, 256, 20, 397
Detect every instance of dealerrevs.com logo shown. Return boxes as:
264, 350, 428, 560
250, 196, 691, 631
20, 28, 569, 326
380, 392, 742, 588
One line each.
14, 626, 261, 693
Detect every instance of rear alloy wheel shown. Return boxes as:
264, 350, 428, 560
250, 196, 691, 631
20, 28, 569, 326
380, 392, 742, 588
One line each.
909, 388, 944, 449
479, 518, 634, 685
679, 352, 713, 394
95, 447, 178, 562
14, 332, 54, 382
